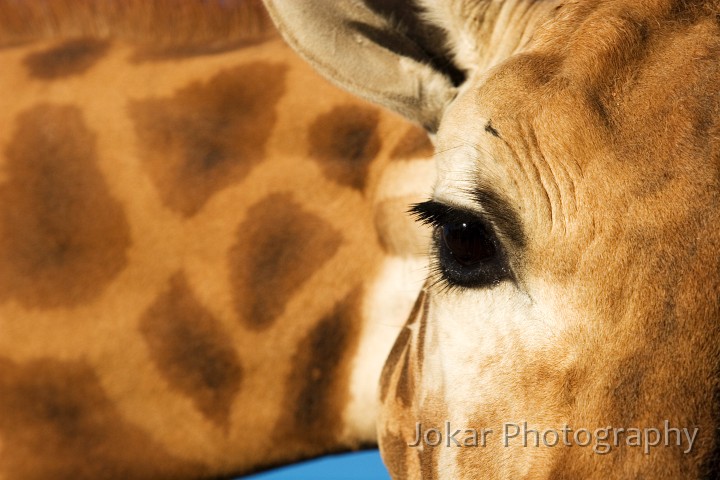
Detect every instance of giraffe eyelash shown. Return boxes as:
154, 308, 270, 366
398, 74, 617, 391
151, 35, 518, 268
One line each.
409, 200, 482, 230
410, 200, 513, 290
425, 244, 466, 294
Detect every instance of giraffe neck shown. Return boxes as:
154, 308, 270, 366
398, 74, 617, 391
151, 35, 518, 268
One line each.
0, 14, 433, 478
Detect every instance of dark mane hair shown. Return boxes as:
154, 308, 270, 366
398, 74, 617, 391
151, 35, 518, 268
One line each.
0, 0, 274, 48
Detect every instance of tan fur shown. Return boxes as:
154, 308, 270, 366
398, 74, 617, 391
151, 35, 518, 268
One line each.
0, 0, 273, 48
0, 2, 434, 478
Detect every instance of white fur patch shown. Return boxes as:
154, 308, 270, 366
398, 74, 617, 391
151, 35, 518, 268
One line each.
422, 279, 574, 478
343, 255, 428, 443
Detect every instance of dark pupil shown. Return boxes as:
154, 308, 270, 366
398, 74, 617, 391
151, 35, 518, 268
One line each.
442, 222, 496, 266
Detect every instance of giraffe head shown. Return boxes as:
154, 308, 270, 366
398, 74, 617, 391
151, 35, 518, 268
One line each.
267, 0, 720, 477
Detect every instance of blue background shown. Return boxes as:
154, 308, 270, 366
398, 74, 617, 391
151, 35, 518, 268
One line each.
241, 449, 390, 479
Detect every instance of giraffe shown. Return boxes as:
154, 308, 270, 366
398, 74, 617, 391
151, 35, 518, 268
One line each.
266, 0, 720, 478
0, 0, 437, 478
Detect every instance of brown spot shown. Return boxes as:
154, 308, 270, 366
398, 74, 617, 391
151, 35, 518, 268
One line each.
275, 290, 361, 447
395, 347, 413, 407
308, 104, 381, 191
390, 125, 434, 159
0, 104, 130, 309
230, 193, 342, 330
24, 38, 110, 79
418, 437, 439, 480
140, 272, 243, 430
380, 432, 408, 479
416, 291, 429, 373
132, 37, 272, 63
0, 357, 205, 479
380, 289, 425, 402
130, 62, 286, 217
586, 90, 613, 130
380, 327, 411, 403
484, 120, 501, 138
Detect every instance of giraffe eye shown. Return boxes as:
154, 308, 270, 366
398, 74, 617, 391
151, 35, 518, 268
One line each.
441, 221, 497, 266
436, 218, 510, 288
410, 200, 513, 288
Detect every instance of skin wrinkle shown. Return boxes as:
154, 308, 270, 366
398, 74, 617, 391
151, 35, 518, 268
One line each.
549, 150, 579, 217
436, 162, 534, 289
473, 126, 527, 212
422, 0, 557, 73
536, 126, 576, 227
496, 125, 549, 231
523, 121, 561, 233
526, 122, 567, 234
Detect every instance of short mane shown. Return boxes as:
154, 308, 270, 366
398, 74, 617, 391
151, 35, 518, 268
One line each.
0, 0, 273, 48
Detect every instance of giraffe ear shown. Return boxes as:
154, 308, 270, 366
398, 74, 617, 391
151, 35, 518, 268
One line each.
263, 0, 461, 132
